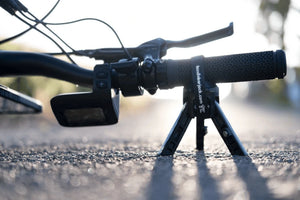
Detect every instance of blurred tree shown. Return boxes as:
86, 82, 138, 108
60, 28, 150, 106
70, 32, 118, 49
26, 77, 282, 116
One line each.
256, 0, 300, 107
257, 0, 291, 49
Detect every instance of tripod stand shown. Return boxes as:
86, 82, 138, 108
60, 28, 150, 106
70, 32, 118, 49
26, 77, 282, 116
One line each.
159, 56, 248, 156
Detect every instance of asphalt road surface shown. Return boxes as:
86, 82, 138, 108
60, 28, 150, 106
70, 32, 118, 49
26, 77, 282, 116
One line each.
0, 97, 299, 200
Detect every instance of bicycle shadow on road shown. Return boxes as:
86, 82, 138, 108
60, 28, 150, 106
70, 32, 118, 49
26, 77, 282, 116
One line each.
196, 151, 221, 200
146, 156, 175, 200
233, 156, 277, 200
146, 152, 222, 200
145, 152, 277, 200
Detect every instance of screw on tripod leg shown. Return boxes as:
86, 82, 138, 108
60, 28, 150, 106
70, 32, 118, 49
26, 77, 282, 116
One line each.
222, 128, 231, 138
222, 130, 228, 137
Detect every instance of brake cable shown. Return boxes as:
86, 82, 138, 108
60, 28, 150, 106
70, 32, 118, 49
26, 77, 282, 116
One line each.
0, 0, 132, 63
39, 18, 133, 60
0, 0, 59, 45
0, 0, 77, 64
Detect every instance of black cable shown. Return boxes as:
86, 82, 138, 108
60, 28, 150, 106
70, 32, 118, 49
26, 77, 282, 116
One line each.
1, 0, 132, 61
1, 0, 75, 64
37, 18, 132, 60
14, 14, 77, 64
0, 0, 59, 45
0, 0, 28, 15
20, 10, 77, 52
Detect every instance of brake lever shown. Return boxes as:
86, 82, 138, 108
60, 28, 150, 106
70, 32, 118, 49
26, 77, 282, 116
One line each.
57, 22, 233, 62
165, 22, 233, 49
136, 22, 234, 59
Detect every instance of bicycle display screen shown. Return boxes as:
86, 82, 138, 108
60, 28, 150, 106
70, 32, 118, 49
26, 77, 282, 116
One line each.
51, 91, 119, 127
63, 107, 106, 125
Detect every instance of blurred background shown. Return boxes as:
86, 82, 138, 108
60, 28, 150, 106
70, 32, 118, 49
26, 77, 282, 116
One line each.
0, 0, 300, 114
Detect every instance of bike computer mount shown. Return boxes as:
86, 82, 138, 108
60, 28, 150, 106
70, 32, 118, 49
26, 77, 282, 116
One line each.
51, 64, 120, 127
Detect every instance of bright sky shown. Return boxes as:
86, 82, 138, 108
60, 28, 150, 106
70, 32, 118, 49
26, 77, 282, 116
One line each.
0, 0, 299, 99
0, 0, 272, 57
1, 0, 299, 62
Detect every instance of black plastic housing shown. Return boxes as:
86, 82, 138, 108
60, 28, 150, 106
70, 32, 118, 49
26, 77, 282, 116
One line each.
50, 91, 119, 127
51, 64, 119, 127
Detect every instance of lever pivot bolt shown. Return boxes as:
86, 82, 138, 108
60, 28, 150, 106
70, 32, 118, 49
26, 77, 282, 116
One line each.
222, 129, 230, 137
142, 59, 153, 73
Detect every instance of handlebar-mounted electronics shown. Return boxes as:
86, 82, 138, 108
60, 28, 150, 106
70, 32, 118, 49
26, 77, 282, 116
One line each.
51, 23, 234, 127
0, 15, 287, 156
49, 23, 287, 156
51, 64, 119, 126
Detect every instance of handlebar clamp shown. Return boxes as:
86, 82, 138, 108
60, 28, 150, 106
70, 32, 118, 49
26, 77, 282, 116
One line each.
112, 58, 144, 96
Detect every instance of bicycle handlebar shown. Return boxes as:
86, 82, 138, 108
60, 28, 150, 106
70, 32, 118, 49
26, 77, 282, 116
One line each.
0, 51, 93, 86
0, 50, 286, 91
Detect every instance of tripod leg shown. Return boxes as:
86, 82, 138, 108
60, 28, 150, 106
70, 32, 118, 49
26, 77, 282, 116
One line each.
159, 103, 192, 156
211, 101, 248, 156
196, 117, 207, 150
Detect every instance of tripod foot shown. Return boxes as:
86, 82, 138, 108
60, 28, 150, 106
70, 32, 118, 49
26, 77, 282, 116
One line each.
212, 101, 248, 156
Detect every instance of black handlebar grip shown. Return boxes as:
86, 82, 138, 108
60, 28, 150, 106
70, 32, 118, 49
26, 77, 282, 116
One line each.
159, 50, 286, 89
203, 50, 286, 83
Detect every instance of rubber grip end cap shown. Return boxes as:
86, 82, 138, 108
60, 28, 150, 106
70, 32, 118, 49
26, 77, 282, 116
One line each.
275, 50, 287, 79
